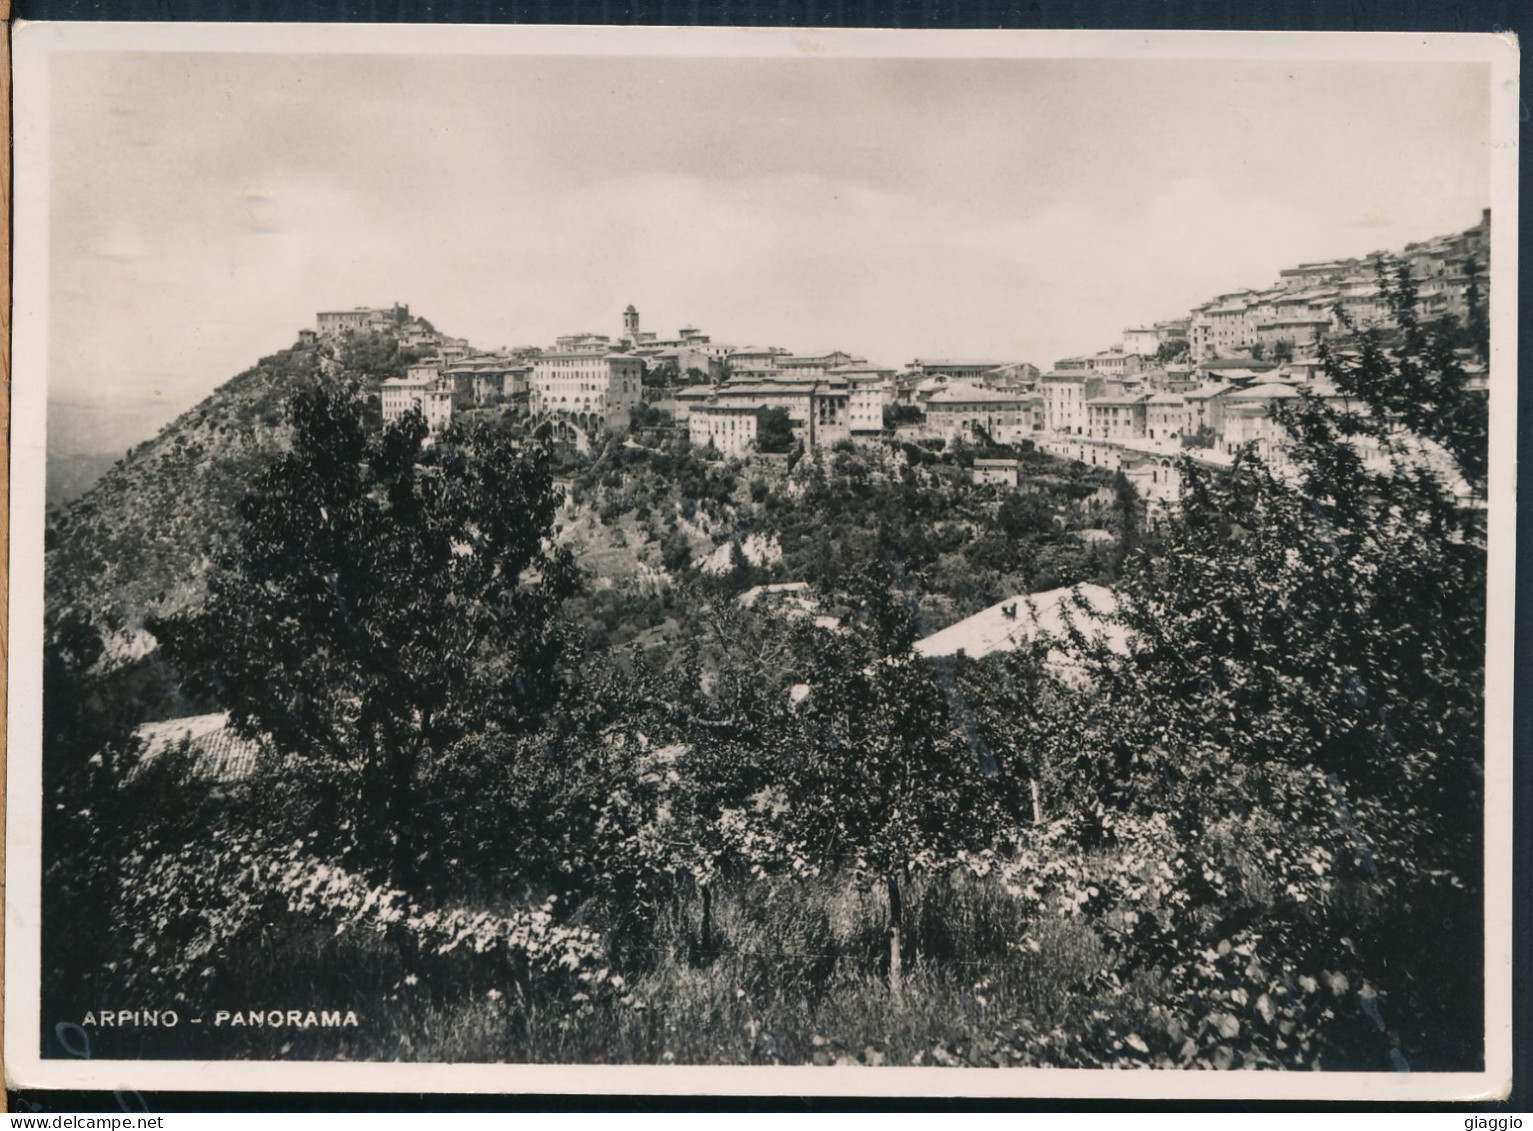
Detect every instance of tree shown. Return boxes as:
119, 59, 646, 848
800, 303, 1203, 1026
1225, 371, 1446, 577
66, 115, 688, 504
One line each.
755, 407, 796, 454
1462, 256, 1490, 364
1320, 261, 1488, 492
339, 331, 408, 379
1051, 264, 1488, 1065
644, 359, 679, 388
1180, 424, 1217, 450
1155, 338, 1191, 364
150, 383, 579, 889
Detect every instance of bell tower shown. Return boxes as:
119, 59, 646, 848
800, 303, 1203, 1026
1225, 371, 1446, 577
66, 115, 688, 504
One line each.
623, 304, 640, 344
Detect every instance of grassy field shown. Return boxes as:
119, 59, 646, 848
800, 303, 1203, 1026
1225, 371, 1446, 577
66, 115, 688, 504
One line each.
55, 869, 1114, 1066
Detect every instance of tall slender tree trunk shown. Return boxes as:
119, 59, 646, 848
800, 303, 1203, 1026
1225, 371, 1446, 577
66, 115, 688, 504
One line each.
886, 872, 903, 1002
1030, 777, 1043, 825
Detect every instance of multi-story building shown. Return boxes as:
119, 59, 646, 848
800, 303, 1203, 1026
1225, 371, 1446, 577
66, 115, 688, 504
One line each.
316, 304, 410, 338
1221, 382, 1302, 462
1085, 390, 1149, 441
1086, 348, 1144, 377
725, 346, 792, 379
689, 401, 763, 456
553, 332, 614, 354
1183, 383, 1233, 439
693, 378, 851, 451
983, 362, 1042, 390
1276, 260, 1353, 290
971, 458, 1021, 487
1154, 319, 1190, 347
1040, 371, 1101, 436
838, 366, 898, 437
1205, 298, 1256, 356
1254, 318, 1331, 356
439, 354, 537, 406
1333, 285, 1391, 330
380, 374, 453, 433
530, 351, 644, 434
923, 384, 1041, 445
1144, 392, 1186, 442
775, 352, 861, 378
1187, 302, 1216, 359
910, 358, 1007, 383
1119, 450, 1184, 504
1122, 327, 1161, 357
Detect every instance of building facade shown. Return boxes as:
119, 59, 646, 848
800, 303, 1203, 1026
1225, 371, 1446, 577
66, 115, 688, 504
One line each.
317, 304, 409, 337
923, 384, 1040, 445
689, 402, 761, 456
1041, 372, 1098, 436
380, 375, 453, 433
530, 352, 645, 433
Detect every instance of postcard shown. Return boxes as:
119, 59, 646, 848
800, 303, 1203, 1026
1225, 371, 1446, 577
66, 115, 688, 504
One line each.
5, 22, 1518, 1099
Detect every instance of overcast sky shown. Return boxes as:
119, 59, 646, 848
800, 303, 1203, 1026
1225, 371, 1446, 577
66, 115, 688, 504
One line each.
46, 50, 1490, 457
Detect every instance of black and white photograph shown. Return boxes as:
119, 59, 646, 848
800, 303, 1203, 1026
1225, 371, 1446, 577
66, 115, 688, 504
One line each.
5, 25, 1518, 1099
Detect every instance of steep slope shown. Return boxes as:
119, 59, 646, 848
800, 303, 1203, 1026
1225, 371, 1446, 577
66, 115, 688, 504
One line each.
44, 339, 331, 665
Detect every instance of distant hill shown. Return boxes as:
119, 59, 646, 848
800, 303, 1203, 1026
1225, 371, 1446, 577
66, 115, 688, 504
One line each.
44, 339, 333, 666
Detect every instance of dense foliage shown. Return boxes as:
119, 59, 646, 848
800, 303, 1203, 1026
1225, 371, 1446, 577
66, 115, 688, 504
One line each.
149, 385, 579, 887
40, 287, 1489, 1069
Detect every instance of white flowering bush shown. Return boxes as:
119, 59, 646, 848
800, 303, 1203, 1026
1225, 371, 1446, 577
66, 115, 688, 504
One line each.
112, 827, 616, 1008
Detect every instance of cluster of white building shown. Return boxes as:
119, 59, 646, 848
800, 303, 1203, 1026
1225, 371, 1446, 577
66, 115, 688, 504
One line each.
1021, 209, 1491, 501
309, 209, 1488, 485
1057, 209, 1490, 373
310, 305, 546, 435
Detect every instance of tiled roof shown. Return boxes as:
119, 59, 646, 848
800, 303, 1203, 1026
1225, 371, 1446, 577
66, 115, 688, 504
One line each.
914, 583, 1126, 665
131, 712, 263, 785
1227, 382, 1303, 401
926, 383, 1037, 405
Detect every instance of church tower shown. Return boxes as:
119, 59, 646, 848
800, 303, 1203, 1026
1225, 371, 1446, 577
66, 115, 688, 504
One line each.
623, 304, 640, 344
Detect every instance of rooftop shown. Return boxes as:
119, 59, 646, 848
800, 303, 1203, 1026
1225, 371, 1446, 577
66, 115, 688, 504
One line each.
926, 383, 1039, 405
1227, 382, 1303, 401
130, 713, 262, 785
913, 584, 1127, 665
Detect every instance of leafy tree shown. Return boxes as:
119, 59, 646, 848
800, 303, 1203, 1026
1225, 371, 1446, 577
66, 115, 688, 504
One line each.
996, 492, 1053, 541
629, 400, 662, 430
1155, 338, 1191, 364
1180, 424, 1217, 450
1320, 262, 1488, 492
339, 331, 409, 380
150, 383, 579, 889
1270, 337, 1295, 364
755, 407, 796, 454
1053, 264, 1488, 1066
644, 359, 679, 388
1462, 256, 1490, 364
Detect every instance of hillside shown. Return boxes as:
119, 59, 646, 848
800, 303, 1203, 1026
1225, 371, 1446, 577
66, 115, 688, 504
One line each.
45, 325, 1126, 676
44, 340, 333, 665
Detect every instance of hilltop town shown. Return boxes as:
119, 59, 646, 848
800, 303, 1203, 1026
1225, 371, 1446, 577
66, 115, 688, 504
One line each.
313, 209, 1489, 507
